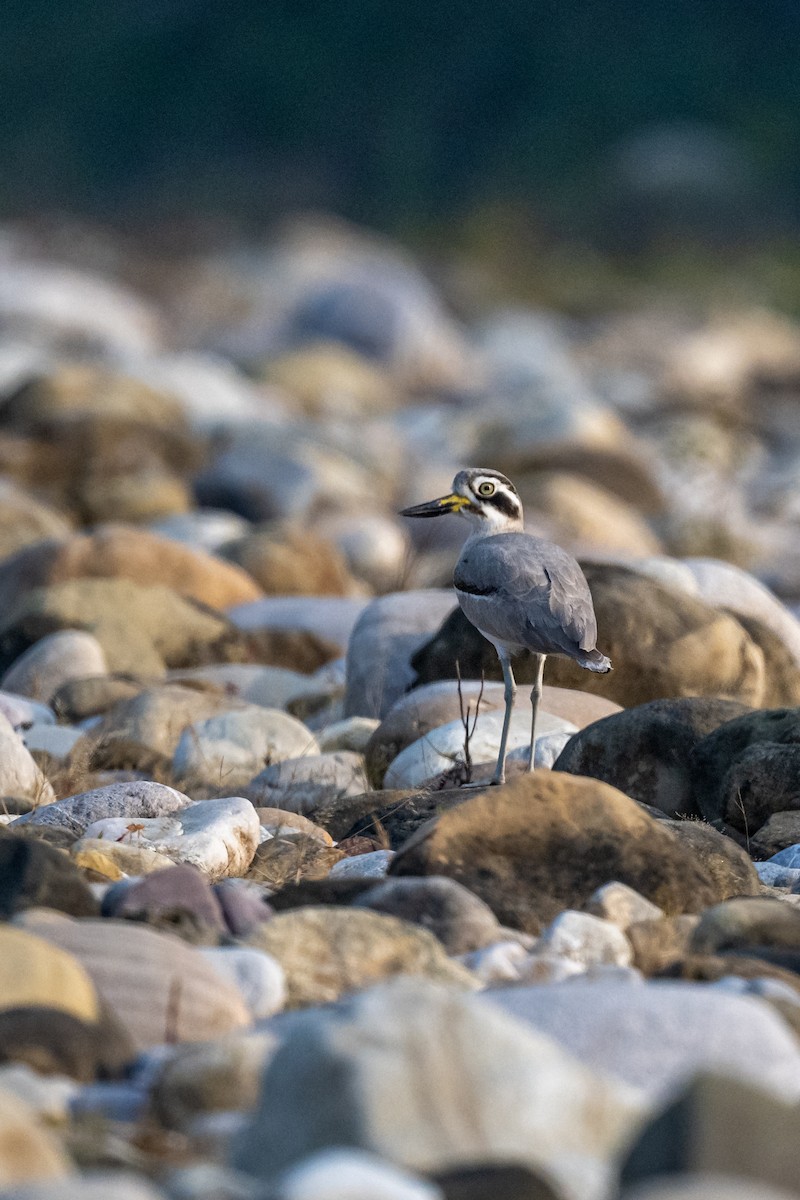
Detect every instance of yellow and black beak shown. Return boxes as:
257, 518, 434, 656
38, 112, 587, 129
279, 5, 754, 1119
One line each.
399, 493, 469, 518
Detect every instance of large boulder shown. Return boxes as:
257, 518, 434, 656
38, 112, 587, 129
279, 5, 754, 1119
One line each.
0, 525, 262, 615
245, 908, 477, 1006
345, 591, 460, 719
488, 980, 800, 1103
553, 698, 752, 816
390, 772, 724, 934
689, 708, 800, 829
409, 564, 767, 709
232, 977, 638, 1200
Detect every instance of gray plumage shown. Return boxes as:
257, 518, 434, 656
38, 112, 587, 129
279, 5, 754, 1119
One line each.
454, 531, 607, 668
401, 466, 611, 785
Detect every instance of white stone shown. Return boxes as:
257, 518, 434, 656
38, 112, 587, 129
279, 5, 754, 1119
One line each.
0, 712, 55, 804
0, 1063, 77, 1123
489, 980, 800, 1102
148, 509, 252, 553
0, 1177, 167, 1200
167, 664, 315, 711
585, 882, 665, 930
172, 706, 318, 788
14, 780, 192, 837
199, 947, 286, 1019
317, 716, 380, 753
459, 940, 530, 985
506, 729, 576, 770
1, 630, 108, 703
275, 1149, 442, 1200
0, 260, 161, 354
0, 691, 55, 730
686, 557, 800, 667
22, 723, 82, 762
538, 912, 635, 968
81, 797, 261, 880
328, 851, 394, 881
384, 708, 576, 789
126, 351, 290, 431
247, 752, 369, 816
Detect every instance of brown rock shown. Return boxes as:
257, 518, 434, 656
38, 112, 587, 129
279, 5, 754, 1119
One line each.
519, 471, 663, 558
51, 674, 151, 722
245, 837, 344, 888
245, 906, 477, 1006
661, 819, 759, 898
223, 524, 359, 596
628, 915, 700, 975
750, 810, 800, 859
0, 577, 250, 678
0, 1006, 133, 1082
0, 482, 72, 562
390, 772, 724, 934
731, 612, 800, 707
0, 1087, 71, 1184
80, 683, 249, 772
658, 951, 800, 997
313, 787, 471, 848
3, 363, 186, 430
255, 808, 334, 844
689, 896, 800, 956
76, 469, 193, 524
0, 524, 261, 615
620, 1070, 800, 1197
243, 626, 341, 673
264, 342, 396, 417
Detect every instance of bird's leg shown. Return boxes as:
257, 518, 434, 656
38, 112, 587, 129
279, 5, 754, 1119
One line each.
527, 653, 546, 771
492, 648, 516, 786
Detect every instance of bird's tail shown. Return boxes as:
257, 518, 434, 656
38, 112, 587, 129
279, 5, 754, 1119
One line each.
580, 648, 612, 673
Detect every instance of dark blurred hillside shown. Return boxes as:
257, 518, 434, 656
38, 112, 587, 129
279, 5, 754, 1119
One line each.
2, 0, 800, 246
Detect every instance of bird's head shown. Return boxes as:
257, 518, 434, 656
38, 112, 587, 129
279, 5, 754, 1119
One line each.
400, 468, 523, 531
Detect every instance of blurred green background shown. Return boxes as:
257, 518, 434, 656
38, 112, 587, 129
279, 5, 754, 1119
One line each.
3, 0, 800, 305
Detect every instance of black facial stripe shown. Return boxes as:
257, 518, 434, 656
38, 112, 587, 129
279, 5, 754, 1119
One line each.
484, 490, 521, 519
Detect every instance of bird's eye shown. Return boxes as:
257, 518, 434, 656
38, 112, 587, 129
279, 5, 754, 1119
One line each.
478, 481, 495, 497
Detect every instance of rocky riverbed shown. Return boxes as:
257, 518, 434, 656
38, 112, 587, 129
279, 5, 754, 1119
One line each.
0, 217, 797, 1199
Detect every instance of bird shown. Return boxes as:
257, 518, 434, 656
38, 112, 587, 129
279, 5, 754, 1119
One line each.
400, 467, 611, 785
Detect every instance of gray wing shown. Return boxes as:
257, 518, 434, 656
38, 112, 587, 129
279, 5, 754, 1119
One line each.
453, 532, 599, 657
